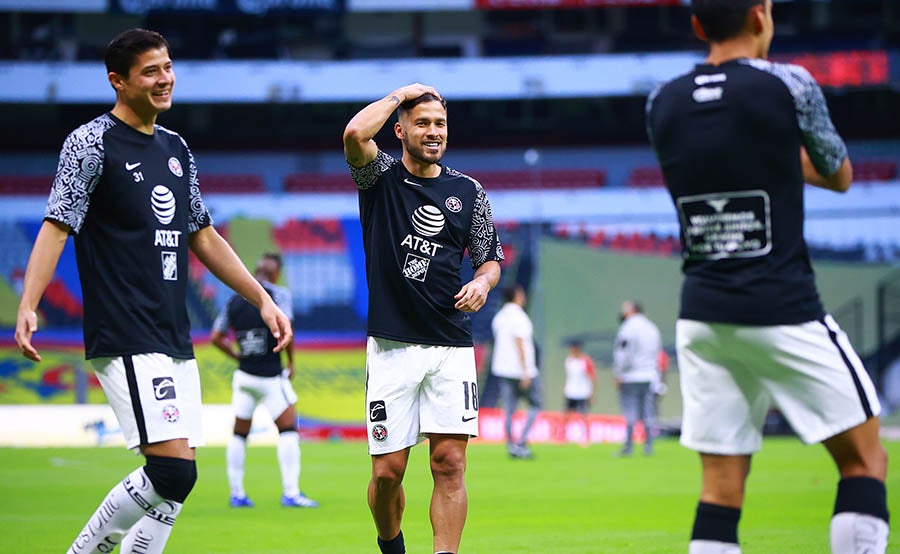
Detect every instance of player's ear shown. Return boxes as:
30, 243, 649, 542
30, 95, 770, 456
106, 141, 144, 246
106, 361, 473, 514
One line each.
108, 72, 124, 92
749, 3, 766, 35
394, 120, 404, 140
690, 15, 709, 43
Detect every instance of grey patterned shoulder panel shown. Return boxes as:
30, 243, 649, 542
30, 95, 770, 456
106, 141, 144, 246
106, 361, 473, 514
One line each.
348, 150, 398, 190
446, 167, 505, 269
741, 58, 848, 177
157, 125, 213, 233
44, 114, 116, 234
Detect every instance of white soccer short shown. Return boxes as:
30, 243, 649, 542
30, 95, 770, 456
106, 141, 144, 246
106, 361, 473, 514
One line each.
232, 369, 297, 421
678, 315, 881, 455
91, 353, 204, 451
365, 336, 479, 455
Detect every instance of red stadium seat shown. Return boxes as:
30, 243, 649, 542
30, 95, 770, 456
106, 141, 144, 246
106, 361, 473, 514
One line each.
200, 174, 265, 193
853, 160, 897, 182
284, 173, 356, 192
627, 166, 666, 188
477, 169, 605, 190
0, 175, 54, 195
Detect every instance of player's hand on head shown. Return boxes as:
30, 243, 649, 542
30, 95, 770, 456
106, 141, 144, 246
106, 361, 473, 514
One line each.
395, 83, 441, 103
15, 308, 41, 362
454, 277, 490, 313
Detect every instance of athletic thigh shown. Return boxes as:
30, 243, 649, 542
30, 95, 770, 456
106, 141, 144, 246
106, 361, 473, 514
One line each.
420, 345, 479, 437
365, 337, 428, 455
92, 353, 204, 451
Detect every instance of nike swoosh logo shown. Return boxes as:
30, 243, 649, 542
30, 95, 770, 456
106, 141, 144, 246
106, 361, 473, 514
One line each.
125, 162, 142, 170
461, 415, 477, 422
403, 178, 422, 187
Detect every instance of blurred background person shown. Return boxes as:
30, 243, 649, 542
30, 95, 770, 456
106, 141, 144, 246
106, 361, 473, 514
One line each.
563, 339, 597, 446
613, 300, 662, 457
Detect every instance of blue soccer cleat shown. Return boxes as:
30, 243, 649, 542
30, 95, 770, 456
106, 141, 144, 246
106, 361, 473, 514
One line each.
281, 493, 319, 508
230, 495, 254, 508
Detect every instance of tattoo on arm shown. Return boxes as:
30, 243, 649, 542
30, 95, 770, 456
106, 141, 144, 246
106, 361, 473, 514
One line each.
388, 95, 400, 105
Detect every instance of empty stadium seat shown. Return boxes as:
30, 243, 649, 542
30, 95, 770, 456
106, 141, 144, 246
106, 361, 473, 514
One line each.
627, 166, 666, 188
0, 175, 53, 195
477, 169, 605, 190
200, 174, 265, 193
853, 160, 897, 182
284, 173, 356, 192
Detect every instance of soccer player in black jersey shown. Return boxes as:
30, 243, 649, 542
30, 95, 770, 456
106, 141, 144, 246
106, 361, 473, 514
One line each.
344, 83, 504, 554
646, 2, 889, 553
211, 253, 318, 509
14, 29, 292, 554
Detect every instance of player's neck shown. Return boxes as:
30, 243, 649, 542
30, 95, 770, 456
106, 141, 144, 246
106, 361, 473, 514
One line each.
705, 36, 764, 66
111, 103, 158, 135
401, 154, 442, 179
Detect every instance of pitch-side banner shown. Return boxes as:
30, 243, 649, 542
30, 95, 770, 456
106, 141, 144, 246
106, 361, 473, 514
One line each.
476, 0, 687, 8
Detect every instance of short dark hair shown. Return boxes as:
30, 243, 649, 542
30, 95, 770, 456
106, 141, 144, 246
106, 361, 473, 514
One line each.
501, 285, 521, 303
104, 28, 170, 77
398, 93, 447, 120
262, 252, 283, 270
691, 0, 764, 42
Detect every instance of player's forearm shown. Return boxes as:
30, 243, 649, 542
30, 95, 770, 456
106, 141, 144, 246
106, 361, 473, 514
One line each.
343, 94, 400, 166
189, 227, 270, 310
19, 220, 69, 311
472, 261, 501, 290
802, 148, 852, 193
211, 335, 239, 360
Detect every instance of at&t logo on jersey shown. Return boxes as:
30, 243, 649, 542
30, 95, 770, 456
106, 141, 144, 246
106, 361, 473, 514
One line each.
411, 205, 445, 236
151, 185, 176, 225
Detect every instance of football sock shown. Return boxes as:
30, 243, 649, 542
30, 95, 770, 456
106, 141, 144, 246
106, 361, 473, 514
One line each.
689, 502, 741, 554
278, 429, 301, 497
66, 466, 164, 554
830, 477, 889, 554
227, 434, 247, 498
377, 530, 405, 554
119, 500, 183, 554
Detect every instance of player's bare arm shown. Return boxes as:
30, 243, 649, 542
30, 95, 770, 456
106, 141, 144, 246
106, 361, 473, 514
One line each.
343, 83, 441, 168
210, 329, 240, 361
15, 219, 71, 362
454, 260, 500, 313
801, 146, 852, 193
189, 226, 293, 352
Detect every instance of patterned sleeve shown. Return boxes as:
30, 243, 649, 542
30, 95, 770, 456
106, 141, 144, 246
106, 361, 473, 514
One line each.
179, 136, 214, 233
746, 60, 848, 177
211, 301, 230, 334
466, 183, 505, 269
272, 285, 294, 322
644, 83, 664, 150
348, 150, 396, 190
44, 121, 110, 234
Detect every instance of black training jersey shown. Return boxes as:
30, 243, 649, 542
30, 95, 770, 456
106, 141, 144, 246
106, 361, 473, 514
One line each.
212, 282, 292, 377
44, 113, 212, 359
646, 58, 847, 326
350, 150, 504, 347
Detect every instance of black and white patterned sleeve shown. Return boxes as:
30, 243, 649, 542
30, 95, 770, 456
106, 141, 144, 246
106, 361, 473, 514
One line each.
44, 118, 112, 234
644, 83, 664, 150
746, 59, 847, 177
181, 137, 213, 233
348, 150, 396, 190
467, 183, 505, 269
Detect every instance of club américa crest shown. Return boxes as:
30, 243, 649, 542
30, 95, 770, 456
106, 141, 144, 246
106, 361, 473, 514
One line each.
372, 424, 388, 442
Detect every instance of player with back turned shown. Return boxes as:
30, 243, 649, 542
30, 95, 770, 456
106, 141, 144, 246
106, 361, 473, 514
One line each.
14, 28, 292, 554
646, 1, 889, 553
344, 83, 504, 554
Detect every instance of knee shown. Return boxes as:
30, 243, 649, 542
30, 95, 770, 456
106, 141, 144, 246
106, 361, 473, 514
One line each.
145, 456, 198, 503
431, 449, 466, 482
371, 462, 405, 492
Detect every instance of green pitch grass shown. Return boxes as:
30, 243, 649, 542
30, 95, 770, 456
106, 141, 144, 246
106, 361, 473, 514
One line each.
3, 439, 898, 553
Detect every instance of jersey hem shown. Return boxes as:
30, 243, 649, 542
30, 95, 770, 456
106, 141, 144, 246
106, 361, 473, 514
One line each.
367, 331, 473, 348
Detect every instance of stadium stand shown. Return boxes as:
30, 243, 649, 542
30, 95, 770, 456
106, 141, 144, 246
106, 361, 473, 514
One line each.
626, 166, 665, 188
478, 169, 606, 190
283, 173, 356, 193
0, 175, 53, 195
853, 159, 898, 182
198, 174, 265, 193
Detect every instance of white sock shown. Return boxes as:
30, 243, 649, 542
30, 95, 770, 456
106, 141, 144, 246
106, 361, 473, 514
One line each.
277, 430, 301, 497
830, 512, 889, 554
119, 501, 183, 554
689, 540, 742, 554
227, 435, 247, 498
67, 467, 164, 554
